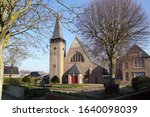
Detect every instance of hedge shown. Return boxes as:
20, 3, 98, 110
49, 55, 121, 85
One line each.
3, 78, 22, 86
132, 76, 150, 91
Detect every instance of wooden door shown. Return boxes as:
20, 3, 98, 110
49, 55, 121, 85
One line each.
71, 75, 78, 84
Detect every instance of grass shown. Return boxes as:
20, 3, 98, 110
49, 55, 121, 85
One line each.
52, 84, 89, 88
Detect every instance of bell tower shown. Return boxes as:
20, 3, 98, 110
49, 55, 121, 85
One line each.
50, 14, 66, 84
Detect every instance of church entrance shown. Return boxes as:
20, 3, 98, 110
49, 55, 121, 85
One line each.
71, 75, 78, 84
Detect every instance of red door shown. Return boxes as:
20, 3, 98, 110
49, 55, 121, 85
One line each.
71, 75, 78, 84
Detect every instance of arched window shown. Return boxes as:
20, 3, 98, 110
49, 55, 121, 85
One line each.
71, 52, 84, 62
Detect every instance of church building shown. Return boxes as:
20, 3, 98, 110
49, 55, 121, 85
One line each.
49, 14, 108, 84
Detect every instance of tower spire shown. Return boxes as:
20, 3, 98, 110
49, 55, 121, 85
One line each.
50, 13, 66, 84
52, 13, 63, 39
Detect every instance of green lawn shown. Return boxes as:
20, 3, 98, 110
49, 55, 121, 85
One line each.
52, 84, 89, 88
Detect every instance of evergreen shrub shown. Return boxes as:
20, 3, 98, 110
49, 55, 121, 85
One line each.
51, 75, 60, 83
132, 76, 150, 91
22, 75, 30, 83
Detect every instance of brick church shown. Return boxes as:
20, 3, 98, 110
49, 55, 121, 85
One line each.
49, 15, 108, 84
49, 14, 150, 84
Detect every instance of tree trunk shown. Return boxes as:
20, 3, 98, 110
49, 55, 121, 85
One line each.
109, 56, 116, 82
9, 65, 14, 79
105, 56, 119, 94
9, 65, 14, 85
0, 44, 4, 99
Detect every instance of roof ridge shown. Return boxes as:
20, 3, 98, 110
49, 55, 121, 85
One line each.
68, 64, 82, 74
75, 37, 102, 66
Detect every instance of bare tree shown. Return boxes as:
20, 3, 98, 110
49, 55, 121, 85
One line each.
0, 0, 79, 99
76, 0, 150, 81
0, 0, 33, 99
4, 40, 29, 78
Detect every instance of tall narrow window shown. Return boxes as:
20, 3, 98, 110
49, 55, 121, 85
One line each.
125, 72, 129, 81
71, 52, 84, 62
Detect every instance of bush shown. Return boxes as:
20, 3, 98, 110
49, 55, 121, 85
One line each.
3, 78, 22, 86
29, 78, 41, 85
3, 78, 10, 84
131, 76, 150, 91
51, 75, 60, 83
22, 75, 30, 83
10, 78, 22, 86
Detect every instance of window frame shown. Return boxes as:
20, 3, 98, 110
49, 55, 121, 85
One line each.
125, 72, 129, 81
124, 61, 128, 69
71, 52, 84, 63
132, 72, 146, 78
133, 59, 145, 68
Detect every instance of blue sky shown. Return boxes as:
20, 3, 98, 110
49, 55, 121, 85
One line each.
20, 0, 150, 73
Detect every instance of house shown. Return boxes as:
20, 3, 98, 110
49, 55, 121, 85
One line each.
49, 14, 108, 84
29, 72, 41, 78
42, 74, 49, 84
120, 44, 150, 83
4, 66, 20, 78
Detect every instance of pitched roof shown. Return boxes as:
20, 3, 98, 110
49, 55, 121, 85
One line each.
4, 66, 19, 74
69, 37, 96, 64
123, 44, 150, 58
29, 72, 40, 77
43, 74, 49, 78
51, 14, 63, 39
68, 64, 82, 74
69, 37, 108, 69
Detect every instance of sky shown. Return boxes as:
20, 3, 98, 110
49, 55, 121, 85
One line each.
19, 0, 150, 73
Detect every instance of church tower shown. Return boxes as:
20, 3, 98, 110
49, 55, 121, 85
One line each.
50, 14, 66, 84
